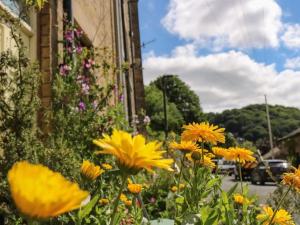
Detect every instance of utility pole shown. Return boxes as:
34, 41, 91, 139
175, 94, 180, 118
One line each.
265, 95, 274, 159
162, 76, 168, 141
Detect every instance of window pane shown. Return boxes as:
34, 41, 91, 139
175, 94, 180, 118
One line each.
0, 0, 30, 23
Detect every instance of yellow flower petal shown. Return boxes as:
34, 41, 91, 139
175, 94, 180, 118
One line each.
93, 129, 173, 173
8, 161, 89, 219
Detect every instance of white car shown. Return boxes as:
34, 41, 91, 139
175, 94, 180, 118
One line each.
213, 159, 235, 175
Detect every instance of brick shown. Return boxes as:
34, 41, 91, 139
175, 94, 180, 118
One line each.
42, 71, 51, 83
41, 47, 50, 59
40, 35, 50, 47
41, 58, 50, 70
40, 14, 50, 25
41, 97, 51, 108
41, 83, 52, 98
41, 24, 50, 35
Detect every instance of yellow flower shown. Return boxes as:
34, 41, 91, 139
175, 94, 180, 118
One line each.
233, 194, 250, 205
257, 206, 295, 225
101, 163, 113, 170
181, 122, 225, 144
282, 166, 300, 192
212, 147, 229, 158
169, 141, 200, 153
179, 183, 185, 190
93, 129, 173, 174
8, 161, 89, 219
81, 160, 104, 180
120, 193, 128, 202
186, 151, 215, 168
124, 200, 132, 207
171, 186, 178, 192
120, 194, 132, 206
224, 147, 256, 164
128, 183, 142, 194
99, 198, 109, 205
201, 155, 216, 168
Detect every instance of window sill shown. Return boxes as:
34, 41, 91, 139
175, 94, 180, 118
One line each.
0, 1, 34, 37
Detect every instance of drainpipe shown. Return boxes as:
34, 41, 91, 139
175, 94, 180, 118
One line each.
63, 0, 72, 22
120, 0, 133, 124
115, 0, 130, 122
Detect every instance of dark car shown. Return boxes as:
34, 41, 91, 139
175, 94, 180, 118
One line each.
233, 161, 258, 180
250, 159, 290, 185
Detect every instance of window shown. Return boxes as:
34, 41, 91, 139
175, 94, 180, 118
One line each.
0, 0, 30, 24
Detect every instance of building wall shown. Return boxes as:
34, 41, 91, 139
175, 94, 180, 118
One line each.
0, 2, 37, 60
1, 0, 145, 130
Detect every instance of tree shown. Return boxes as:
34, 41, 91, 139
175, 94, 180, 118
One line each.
208, 104, 300, 152
145, 85, 184, 132
151, 75, 203, 124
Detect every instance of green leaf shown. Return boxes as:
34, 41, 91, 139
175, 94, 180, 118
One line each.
78, 194, 99, 220
227, 183, 238, 196
175, 196, 185, 204
205, 178, 218, 189
149, 219, 174, 225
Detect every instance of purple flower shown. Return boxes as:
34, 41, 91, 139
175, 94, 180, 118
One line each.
84, 59, 95, 69
78, 101, 86, 111
92, 100, 98, 109
74, 28, 83, 38
149, 197, 156, 204
76, 75, 83, 83
76, 46, 83, 54
119, 94, 124, 102
66, 46, 73, 54
59, 64, 71, 76
64, 30, 73, 42
143, 115, 151, 125
81, 83, 90, 95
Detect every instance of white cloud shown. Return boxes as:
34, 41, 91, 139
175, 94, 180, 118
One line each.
143, 47, 300, 112
281, 24, 300, 48
161, 0, 282, 49
284, 57, 300, 69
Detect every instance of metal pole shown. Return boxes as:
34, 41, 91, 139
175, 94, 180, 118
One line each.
162, 76, 168, 141
265, 95, 274, 159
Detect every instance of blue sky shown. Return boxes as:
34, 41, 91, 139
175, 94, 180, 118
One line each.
139, 0, 300, 112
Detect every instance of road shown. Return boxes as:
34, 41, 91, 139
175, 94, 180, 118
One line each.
221, 175, 277, 203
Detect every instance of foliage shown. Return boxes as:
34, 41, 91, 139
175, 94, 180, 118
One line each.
45, 22, 129, 168
0, 15, 41, 174
0, 11, 43, 223
208, 104, 300, 152
0, 8, 128, 224
24, 0, 47, 9
145, 85, 184, 132
151, 75, 203, 124
267, 185, 300, 220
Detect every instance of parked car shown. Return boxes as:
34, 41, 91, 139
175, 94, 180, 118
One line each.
233, 161, 258, 181
250, 159, 290, 185
213, 159, 235, 175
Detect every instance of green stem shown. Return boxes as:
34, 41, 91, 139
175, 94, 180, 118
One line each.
177, 157, 184, 191
110, 174, 128, 225
238, 161, 244, 194
175, 157, 184, 220
201, 142, 204, 164
130, 176, 150, 221
268, 186, 292, 225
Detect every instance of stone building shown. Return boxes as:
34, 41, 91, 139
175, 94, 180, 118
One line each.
0, 0, 145, 124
